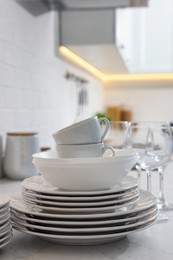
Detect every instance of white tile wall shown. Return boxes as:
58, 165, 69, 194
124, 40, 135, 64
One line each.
0, 0, 104, 151
105, 80, 173, 122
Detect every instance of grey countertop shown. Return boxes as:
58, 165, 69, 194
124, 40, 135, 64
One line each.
0, 163, 173, 260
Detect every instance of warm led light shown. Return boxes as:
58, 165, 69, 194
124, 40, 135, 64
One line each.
59, 46, 173, 82
59, 46, 105, 81
104, 73, 173, 81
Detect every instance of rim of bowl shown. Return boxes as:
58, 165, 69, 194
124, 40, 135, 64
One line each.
33, 159, 136, 168
32, 150, 137, 165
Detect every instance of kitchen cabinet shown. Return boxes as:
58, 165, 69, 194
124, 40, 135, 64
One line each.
116, 0, 173, 73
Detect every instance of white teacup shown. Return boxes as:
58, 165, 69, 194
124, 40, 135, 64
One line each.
56, 143, 115, 158
53, 116, 110, 145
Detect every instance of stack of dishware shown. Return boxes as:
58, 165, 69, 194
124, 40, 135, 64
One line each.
53, 117, 115, 158
11, 176, 158, 245
53, 117, 109, 145
52, 116, 115, 158
21, 175, 140, 214
0, 194, 12, 249
32, 116, 137, 190
10, 117, 158, 245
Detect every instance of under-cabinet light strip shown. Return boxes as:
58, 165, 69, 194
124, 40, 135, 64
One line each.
59, 46, 105, 81
103, 73, 173, 81
59, 46, 173, 82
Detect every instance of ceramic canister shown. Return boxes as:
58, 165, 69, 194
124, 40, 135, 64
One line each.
4, 132, 40, 180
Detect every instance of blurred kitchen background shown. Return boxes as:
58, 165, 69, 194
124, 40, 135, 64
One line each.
0, 0, 173, 149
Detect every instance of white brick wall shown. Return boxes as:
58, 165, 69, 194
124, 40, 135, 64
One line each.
0, 0, 104, 152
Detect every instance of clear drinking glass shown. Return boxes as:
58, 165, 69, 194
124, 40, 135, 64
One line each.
128, 122, 173, 221
105, 121, 130, 150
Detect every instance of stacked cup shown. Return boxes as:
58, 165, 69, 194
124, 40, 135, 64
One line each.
32, 117, 137, 190
53, 116, 115, 158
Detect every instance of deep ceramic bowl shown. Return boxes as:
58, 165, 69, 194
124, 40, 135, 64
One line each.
32, 150, 137, 191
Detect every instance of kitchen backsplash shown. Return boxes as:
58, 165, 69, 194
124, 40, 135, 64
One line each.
105, 80, 173, 122
0, 0, 104, 150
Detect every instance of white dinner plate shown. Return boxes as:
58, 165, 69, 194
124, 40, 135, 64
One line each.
22, 176, 138, 196
22, 186, 139, 202
0, 220, 11, 232
12, 218, 156, 245
0, 208, 10, 220
12, 211, 158, 234
10, 190, 157, 220
0, 230, 12, 244
22, 190, 140, 208
22, 195, 139, 214
0, 234, 13, 249
0, 194, 11, 208
0, 214, 11, 226
0, 226, 12, 239
0, 204, 10, 214
11, 206, 158, 227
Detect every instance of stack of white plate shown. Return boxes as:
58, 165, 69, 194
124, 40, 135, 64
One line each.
11, 176, 158, 245
21, 176, 140, 214
0, 194, 12, 249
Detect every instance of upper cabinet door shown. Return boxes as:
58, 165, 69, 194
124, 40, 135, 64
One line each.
116, 0, 173, 73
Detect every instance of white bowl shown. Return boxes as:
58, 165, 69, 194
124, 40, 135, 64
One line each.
32, 151, 137, 191
32, 150, 137, 166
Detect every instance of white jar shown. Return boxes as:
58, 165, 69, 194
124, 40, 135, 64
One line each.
4, 132, 40, 180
